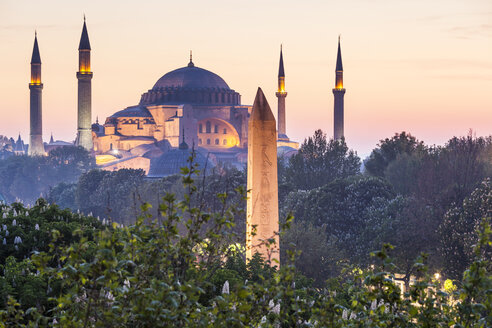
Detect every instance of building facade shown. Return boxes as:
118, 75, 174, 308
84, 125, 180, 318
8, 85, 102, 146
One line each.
93, 55, 252, 171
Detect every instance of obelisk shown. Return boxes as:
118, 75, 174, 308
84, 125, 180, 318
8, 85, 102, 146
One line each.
246, 88, 279, 265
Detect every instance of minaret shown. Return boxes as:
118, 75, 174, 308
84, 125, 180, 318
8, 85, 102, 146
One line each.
28, 32, 45, 156
76, 17, 93, 151
275, 45, 288, 141
333, 36, 346, 140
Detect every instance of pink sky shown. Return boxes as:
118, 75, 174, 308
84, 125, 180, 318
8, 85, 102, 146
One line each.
0, 0, 491, 158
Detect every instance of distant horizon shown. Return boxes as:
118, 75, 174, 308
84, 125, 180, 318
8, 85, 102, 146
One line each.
1, 0, 491, 158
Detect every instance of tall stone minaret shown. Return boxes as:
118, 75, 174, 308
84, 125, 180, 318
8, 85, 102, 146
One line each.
76, 17, 93, 151
276, 45, 288, 141
333, 36, 346, 140
28, 32, 45, 156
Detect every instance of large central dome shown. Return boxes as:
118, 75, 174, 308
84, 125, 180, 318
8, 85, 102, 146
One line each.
152, 62, 230, 90
139, 60, 241, 106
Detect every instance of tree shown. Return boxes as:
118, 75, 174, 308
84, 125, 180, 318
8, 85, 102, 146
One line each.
285, 129, 360, 190
281, 221, 345, 285
365, 132, 426, 177
439, 178, 492, 279
0, 146, 94, 204
282, 175, 394, 259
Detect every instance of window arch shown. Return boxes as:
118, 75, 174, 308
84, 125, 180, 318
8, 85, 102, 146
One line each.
206, 121, 211, 133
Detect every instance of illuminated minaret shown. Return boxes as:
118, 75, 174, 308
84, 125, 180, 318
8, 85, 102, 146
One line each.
76, 17, 93, 151
28, 32, 45, 156
275, 45, 288, 141
333, 36, 345, 140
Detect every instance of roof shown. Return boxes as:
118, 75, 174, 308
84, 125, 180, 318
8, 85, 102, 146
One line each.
278, 46, 285, 77
148, 148, 214, 177
31, 34, 41, 64
110, 106, 153, 118
152, 65, 230, 90
78, 20, 91, 50
336, 38, 343, 71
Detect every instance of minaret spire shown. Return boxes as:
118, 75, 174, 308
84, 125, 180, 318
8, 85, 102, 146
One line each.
333, 36, 346, 140
76, 18, 94, 151
276, 44, 288, 141
28, 32, 44, 155
278, 44, 285, 78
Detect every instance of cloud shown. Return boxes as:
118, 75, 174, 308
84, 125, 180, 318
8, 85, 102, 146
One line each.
447, 24, 492, 39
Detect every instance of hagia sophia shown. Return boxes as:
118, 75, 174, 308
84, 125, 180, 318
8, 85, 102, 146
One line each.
7, 19, 346, 177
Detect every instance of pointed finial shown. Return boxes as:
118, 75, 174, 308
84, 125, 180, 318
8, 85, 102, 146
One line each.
96, 116, 99, 124
35, 30, 37, 37
179, 128, 189, 149
79, 17, 91, 50
336, 36, 343, 71
188, 50, 194, 67
278, 44, 285, 78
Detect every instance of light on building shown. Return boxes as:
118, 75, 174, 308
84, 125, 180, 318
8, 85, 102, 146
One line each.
434, 272, 440, 280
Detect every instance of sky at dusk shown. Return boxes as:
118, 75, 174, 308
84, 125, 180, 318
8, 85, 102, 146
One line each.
0, 0, 491, 158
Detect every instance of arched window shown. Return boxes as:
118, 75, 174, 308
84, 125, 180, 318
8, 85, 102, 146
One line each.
198, 138, 202, 145
223, 139, 227, 145
223, 128, 227, 134
199, 124, 203, 133
110, 143, 113, 150
206, 121, 211, 133
215, 139, 219, 145
207, 139, 211, 145
214, 125, 219, 133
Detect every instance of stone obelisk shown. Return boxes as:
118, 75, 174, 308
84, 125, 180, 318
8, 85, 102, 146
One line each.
246, 88, 279, 265
28, 32, 45, 156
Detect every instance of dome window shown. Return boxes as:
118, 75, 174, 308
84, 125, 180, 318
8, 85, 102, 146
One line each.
215, 139, 219, 145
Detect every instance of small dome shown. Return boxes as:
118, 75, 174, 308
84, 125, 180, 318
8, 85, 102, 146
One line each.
110, 105, 153, 118
148, 148, 214, 177
152, 65, 230, 90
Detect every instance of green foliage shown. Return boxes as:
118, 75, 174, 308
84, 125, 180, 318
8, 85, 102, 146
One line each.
439, 178, 492, 279
0, 198, 102, 312
283, 176, 394, 261
0, 146, 94, 204
0, 153, 490, 326
365, 131, 425, 177
285, 129, 361, 190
